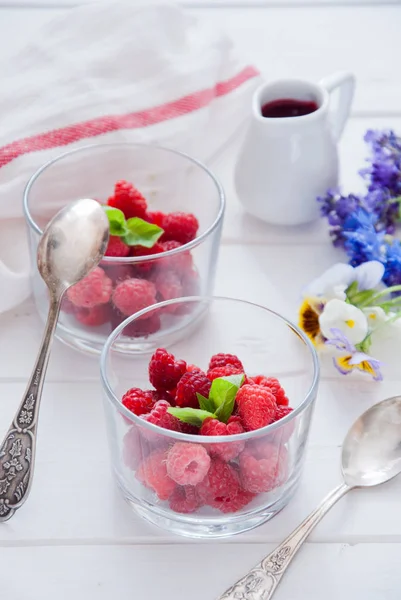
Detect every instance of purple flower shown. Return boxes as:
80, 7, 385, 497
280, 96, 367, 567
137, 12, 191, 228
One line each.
384, 239, 401, 287
361, 129, 401, 196
325, 328, 383, 381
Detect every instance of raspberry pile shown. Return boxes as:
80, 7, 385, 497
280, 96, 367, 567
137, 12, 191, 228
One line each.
62, 180, 200, 335
121, 349, 295, 515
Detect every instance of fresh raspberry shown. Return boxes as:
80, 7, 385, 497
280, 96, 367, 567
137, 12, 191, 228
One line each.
153, 270, 183, 306
112, 278, 157, 317
250, 376, 289, 406
136, 449, 176, 500
61, 296, 76, 315
103, 264, 135, 284
239, 444, 288, 494
273, 406, 295, 443
122, 388, 156, 416
161, 212, 199, 245
130, 243, 164, 275
215, 488, 255, 514
67, 267, 112, 308
122, 426, 147, 471
209, 353, 244, 372
166, 442, 211, 485
200, 417, 245, 461
149, 348, 187, 391
187, 364, 201, 373
74, 304, 111, 327
207, 365, 244, 382
108, 180, 148, 220
160, 240, 193, 273
196, 458, 239, 507
169, 486, 202, 514
236, 385, 277, 431
175, 370, 211, 409
147, 211, 165, 227
141, 400, 182, 432
105, 235, 130, 257
110, 307, 161, 338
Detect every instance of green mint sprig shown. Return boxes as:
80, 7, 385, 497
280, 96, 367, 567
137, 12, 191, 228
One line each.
167, 374, 245, 427
103, 206, 164, 248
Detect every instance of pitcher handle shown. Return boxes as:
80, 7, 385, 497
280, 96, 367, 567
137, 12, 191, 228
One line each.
320, 71, 355, 141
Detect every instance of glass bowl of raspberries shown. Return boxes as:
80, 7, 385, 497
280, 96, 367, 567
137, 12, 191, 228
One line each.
23, 143, 225, 354
100, 297, 319, 538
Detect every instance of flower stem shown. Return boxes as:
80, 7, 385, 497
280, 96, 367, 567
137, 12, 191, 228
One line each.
360, 285, 401, 307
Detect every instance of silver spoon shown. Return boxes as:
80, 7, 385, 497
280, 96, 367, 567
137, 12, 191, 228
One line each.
0, 199, 109, 522
218, 395, 401, 600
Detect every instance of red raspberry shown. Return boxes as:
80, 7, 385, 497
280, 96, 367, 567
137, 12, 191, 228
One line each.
161, 212, 199, 245
103, 264, 135, 284
215, 488, 255, 514
207, 365, 244, 382
147, 211, 165, 227
250, 376, 289, 406
108, 180, 148, 220
166, 442, 211, 485
273, 406, 294, 443
196, 458, 239, 508
110, 307, 161, 338
67, 267, 112, 308
74, 304, 111, 327
236, 385, 277, 431
175, 370, 211, 408
200, 417, 245, 461
141, 400, 182, 432
136, 448, 176, 500
112, 278, 157, 317
209, 353, 244, 372
239, 444, 288, 494
160, 240, 193, 273
122, 426, 147, 470
122, 388, 156, 416
130, 243, 164, 275
61, 296, 76, 315
169, 486, 202, 514
105, 235, 130, 257
149, 348, 187, 391
153, 270, 183, 305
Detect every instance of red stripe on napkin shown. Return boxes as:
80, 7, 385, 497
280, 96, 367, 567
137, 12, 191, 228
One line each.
0, 65, 259, 169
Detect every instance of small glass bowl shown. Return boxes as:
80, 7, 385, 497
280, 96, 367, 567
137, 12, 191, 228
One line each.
100, 297, 319, 538
23, 143, 225, 354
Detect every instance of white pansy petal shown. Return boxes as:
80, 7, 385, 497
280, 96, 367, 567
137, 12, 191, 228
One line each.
305, 263, 354, 297
354, 261, 384, 291
363, 306, 386, 329
319, 299, 369, 344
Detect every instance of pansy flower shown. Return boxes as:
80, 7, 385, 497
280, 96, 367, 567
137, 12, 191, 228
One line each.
325, 328, 383, 381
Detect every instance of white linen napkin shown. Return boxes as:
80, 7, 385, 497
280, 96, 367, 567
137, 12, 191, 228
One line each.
0, 1, 259, 313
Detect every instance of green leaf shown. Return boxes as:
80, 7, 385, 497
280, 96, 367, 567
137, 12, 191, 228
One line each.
196, 393, 215, 413
122, 217, 164, 248
345, 280, 359, 301
167, 407, 215, 428
208, 374, 244, 423
103, 206, 127, 236
351, 289, 378, 308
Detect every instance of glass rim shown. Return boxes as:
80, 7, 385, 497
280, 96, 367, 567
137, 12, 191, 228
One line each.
23, 141, 226, 264
100, 295, 320, 443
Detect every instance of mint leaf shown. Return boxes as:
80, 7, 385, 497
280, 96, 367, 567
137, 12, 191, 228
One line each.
208, 374, 244, 423
103, 206, 127, 236
168, 407, 215, 427
122, 218, 163, 248
196, 393, 215, 413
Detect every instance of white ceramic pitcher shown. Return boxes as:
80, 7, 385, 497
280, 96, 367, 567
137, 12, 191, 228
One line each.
234, 71, 355, 226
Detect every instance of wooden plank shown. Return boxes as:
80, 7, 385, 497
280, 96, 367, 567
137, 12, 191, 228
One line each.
0, 543, 400, 599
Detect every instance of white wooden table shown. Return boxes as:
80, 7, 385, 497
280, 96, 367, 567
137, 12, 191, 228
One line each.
1, 1, 401, 598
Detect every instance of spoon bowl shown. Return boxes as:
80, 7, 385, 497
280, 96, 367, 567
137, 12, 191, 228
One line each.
38, 198, 109, 297
342, 395, 401, 487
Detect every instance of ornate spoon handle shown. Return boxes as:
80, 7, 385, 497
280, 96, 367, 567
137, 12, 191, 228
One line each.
218, 483, 351, 600
0, 298, 61, 521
